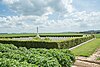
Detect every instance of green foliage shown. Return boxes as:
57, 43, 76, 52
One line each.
33, 37, 41, 41
0, 40, 59, 49
97, 57, 100, 60
0, 44, 75, 67
0, 34, 83, 38
0, 35, 94, 49
57, 35, 94, 49
0, 44, 17, 52
39, 34, 83, 37
0, 58, 37, 67
44, 37, 52, 41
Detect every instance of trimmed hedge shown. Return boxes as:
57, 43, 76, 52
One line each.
39, 34, 83, 37
58, 35, 94, 49
0, 40, 58, 49
0, 34, 83, 38
0, 35, 94, 49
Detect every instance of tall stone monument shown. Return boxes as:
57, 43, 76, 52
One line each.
36, 27, 40, 38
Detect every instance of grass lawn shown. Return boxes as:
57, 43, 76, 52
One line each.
97, 57, 100, 60
94, 34, 100, 38
71, 38, 100, 57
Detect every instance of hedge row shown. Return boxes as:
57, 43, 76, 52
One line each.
39, 34, 83, 37
58, 35, 95, 49
0, 35, 94, 49
0, 40, 58, 49
0, 34, 83, 38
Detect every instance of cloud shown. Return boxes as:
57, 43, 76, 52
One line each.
2, 0, 73, 16
0, 15, 48, 29
0, 11, 100, 32
2, 0, 19, 4
0, 0, 100, 33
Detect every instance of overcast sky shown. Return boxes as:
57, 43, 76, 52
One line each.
0, 0, 100, 33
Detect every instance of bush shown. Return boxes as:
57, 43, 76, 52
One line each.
44, 37, 52, 41
0, 44, 75, 67
0, 58, 37, 67
33, 37, 41, 41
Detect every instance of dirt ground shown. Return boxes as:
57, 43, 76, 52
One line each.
72, 48, 100, 67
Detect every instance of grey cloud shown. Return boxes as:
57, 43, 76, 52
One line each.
0, 10, 100, 33
2, 0, 73, 16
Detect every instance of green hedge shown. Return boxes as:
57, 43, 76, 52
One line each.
39, 34, 83, 37
58, 35, 94, 49
0, 40, 58, 49
0, 35, 94, 49
0, 34, 83, 38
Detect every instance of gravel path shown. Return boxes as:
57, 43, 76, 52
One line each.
73, 48, 100, 67
73, 60, 100, 67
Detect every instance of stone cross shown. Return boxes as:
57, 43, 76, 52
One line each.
36, 26, 40, 38
37, 27, 38, 35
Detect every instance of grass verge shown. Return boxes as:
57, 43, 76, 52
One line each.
97, 57, 100, 60
71, 38, 100, 57
94, 34, 100, 38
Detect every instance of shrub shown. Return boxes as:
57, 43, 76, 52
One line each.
0, 58, 37, 67
44, 37, 52, 41
0, 44, 75, 67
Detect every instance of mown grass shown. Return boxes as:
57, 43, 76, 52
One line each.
97, 57, 100, 60
94, 34, 100, 38
71, 38, 100, 57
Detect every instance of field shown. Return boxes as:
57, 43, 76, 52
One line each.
94, 34, 100, 38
